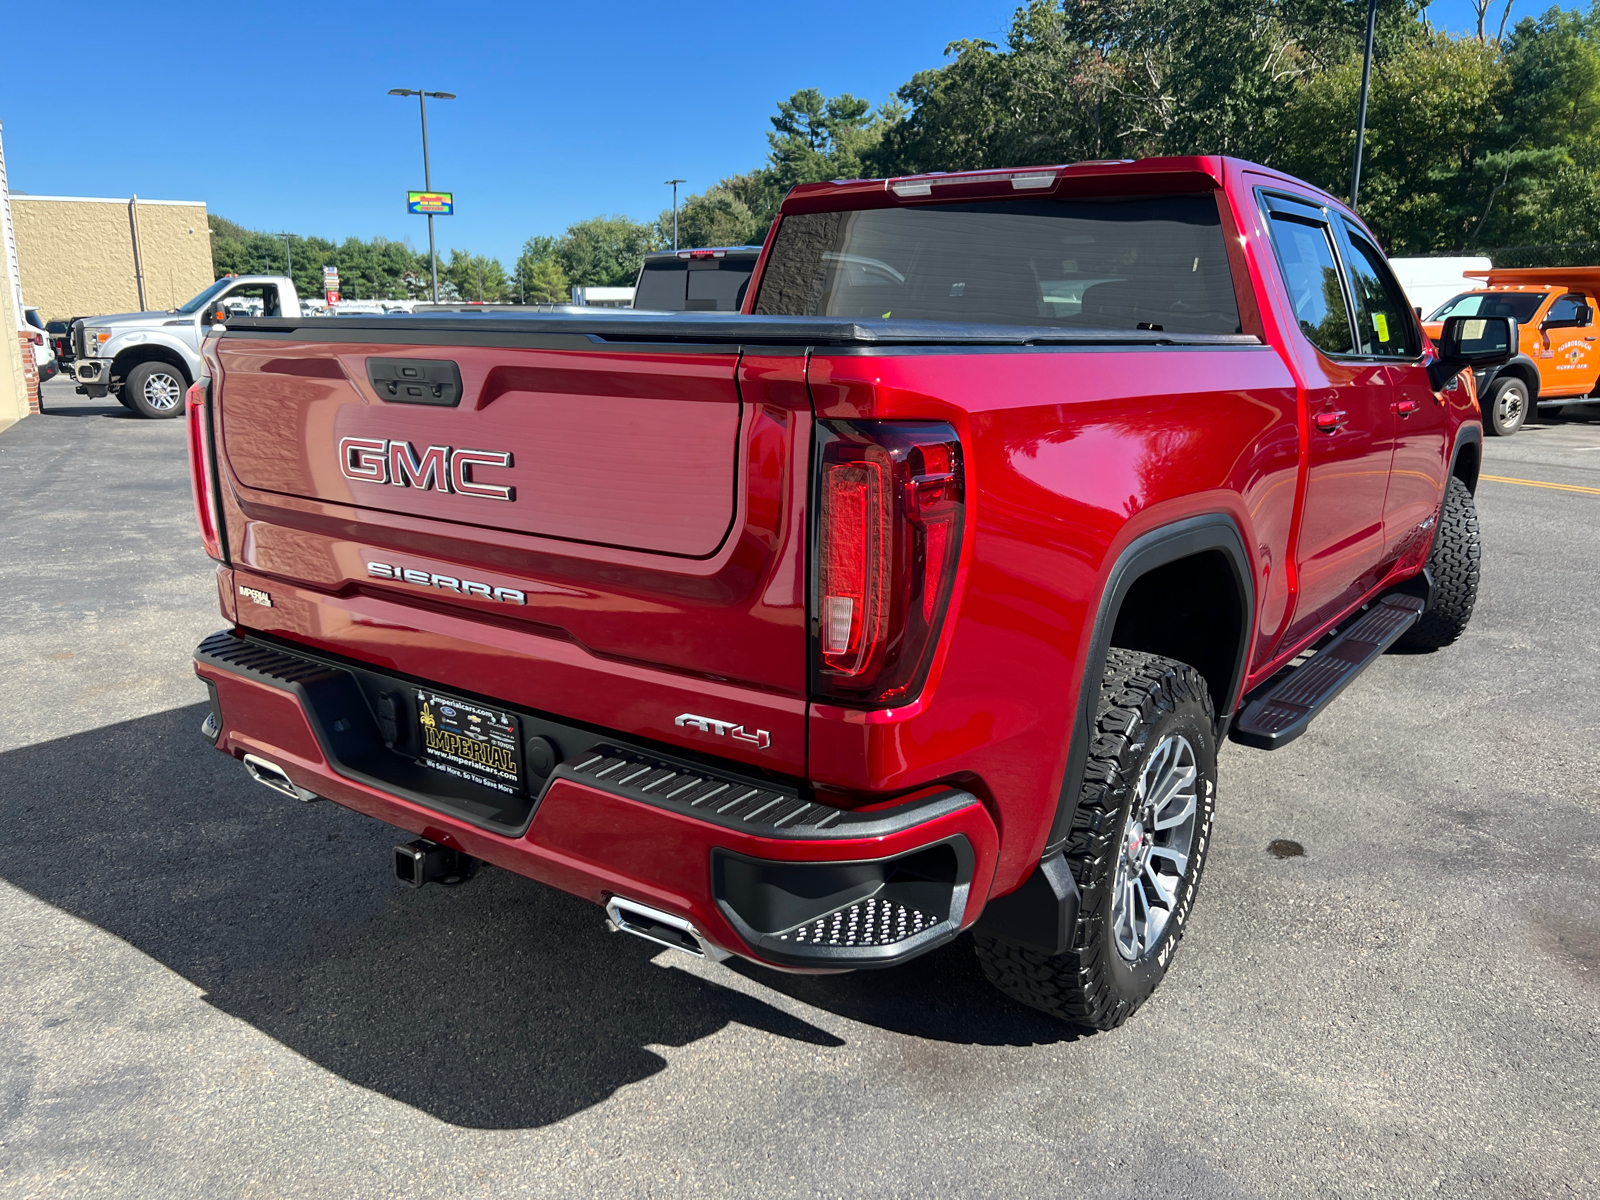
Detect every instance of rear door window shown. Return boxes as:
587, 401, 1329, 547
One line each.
1264, 214, 1355, 355
1340, 232, 1421, 358
754, 195, 1242, 335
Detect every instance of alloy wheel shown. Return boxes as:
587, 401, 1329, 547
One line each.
1112, 733, 1200, 962
143, 371, 183, 411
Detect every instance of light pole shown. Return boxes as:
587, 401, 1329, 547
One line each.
1350, 0, 1378, 208
389, 87, 456, 302
665, 179, 686, 251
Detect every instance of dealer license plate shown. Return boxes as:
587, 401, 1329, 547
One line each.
415, 690, 523, 795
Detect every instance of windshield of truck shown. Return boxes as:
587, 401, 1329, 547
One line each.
174, 279, 235, 314
753, 195, 1241, 334
1428, 291, 1544, 323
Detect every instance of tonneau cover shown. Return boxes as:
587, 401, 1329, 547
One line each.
221, 311, 1260, 348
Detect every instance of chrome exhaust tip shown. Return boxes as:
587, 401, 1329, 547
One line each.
241, 753, 319, 802
606, 896, 729, 961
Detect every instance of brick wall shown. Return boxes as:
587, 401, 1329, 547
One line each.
18, 330, 40, 414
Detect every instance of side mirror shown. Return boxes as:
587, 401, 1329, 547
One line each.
1582, 304, 1595, 326
1428, 314, 1516, 391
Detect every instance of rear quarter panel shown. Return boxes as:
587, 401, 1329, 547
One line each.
807, 343, 1299, 890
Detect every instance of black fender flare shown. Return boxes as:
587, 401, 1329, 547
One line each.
1479, 355, 1540, 402
1448, 423, 1483, 493
1041, 513, 1255, 857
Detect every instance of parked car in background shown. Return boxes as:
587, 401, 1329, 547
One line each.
23, 307, 57, 386
71, 275, 303, 419
44, 318, 76, 372
1422, 267, 1600, 435
632, 246, 763, 311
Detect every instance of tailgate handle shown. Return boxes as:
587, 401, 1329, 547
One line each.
367, 357, 463, 407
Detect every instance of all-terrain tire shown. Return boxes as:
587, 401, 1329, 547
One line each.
973, 649, 1217, 1030
1482, 376, 1528, 437
123, 361, 189, 419
1396, 475, 1480, 650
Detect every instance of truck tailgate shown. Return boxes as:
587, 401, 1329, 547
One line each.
217, 339, 741, 556
209, 324, 813, 775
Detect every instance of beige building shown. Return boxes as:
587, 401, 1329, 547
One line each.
11, 194, 214, 322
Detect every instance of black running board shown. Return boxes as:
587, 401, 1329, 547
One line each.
1230, 594, 1425, 750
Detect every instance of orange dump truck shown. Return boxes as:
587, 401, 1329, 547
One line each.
1422, 267, 1600, 435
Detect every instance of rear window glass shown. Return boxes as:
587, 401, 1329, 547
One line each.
634, 261, 687, 311
753, 195, 1241, 335
686, 261, 754, 311
633, 259, 756, 312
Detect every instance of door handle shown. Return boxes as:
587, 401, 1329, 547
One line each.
1585, 336, 1596, 341
1394, 398, 1419, 417
1313, 409, 1348, 433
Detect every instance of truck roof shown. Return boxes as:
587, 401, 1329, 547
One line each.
1465, 267, 1600, 294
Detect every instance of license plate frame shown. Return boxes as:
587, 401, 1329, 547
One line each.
414, 689, 524, 796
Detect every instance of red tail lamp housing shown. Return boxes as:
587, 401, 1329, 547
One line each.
812, 421, 964, 706
186, 377, 227, 563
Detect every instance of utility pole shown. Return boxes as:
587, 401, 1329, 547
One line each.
665, 179, 686, 251
389, 88, 456, 302
1350, 0, 1379, 208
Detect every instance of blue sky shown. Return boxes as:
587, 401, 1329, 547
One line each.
0, 1, 1532, 265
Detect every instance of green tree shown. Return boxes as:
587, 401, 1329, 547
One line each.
656, 186, 762, 249
554, 215, 658, 286
515, 235, 571, 302
443, 250, 513, 302
867, 0, 1428, 175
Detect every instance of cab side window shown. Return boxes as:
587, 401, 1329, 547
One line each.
1266, 214, 1355, 356
1544, 294, 1588, 327
216, 285, 281, 319
1341, 233, 1421, 358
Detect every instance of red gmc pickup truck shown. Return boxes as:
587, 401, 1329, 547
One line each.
188, 156, 1511, 1030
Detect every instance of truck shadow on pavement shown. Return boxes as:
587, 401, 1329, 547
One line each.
36, 401, 138, 419
0, 703, 1072, 1130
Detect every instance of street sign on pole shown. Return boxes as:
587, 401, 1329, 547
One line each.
326, 291, 340, 305
407, 191, 454, 215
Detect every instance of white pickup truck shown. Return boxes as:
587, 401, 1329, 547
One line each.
71, 275, 303, 418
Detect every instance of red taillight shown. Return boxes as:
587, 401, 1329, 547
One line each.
813, 421, 964, 706
186, 378, 225, 562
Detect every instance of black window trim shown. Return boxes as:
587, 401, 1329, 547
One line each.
1257, 187, 1424, 366
1258, 188, 1360, 361
1333, 218, 1425, 364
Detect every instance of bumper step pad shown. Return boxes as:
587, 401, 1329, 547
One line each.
568, 749, 834, 833
779, 896, 941, 948
1231, 593, 1424, 750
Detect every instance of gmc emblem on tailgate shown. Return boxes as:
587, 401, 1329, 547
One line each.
339, 437, 515, 501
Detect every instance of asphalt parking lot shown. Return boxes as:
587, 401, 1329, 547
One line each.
2, 378, 1596, 1198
